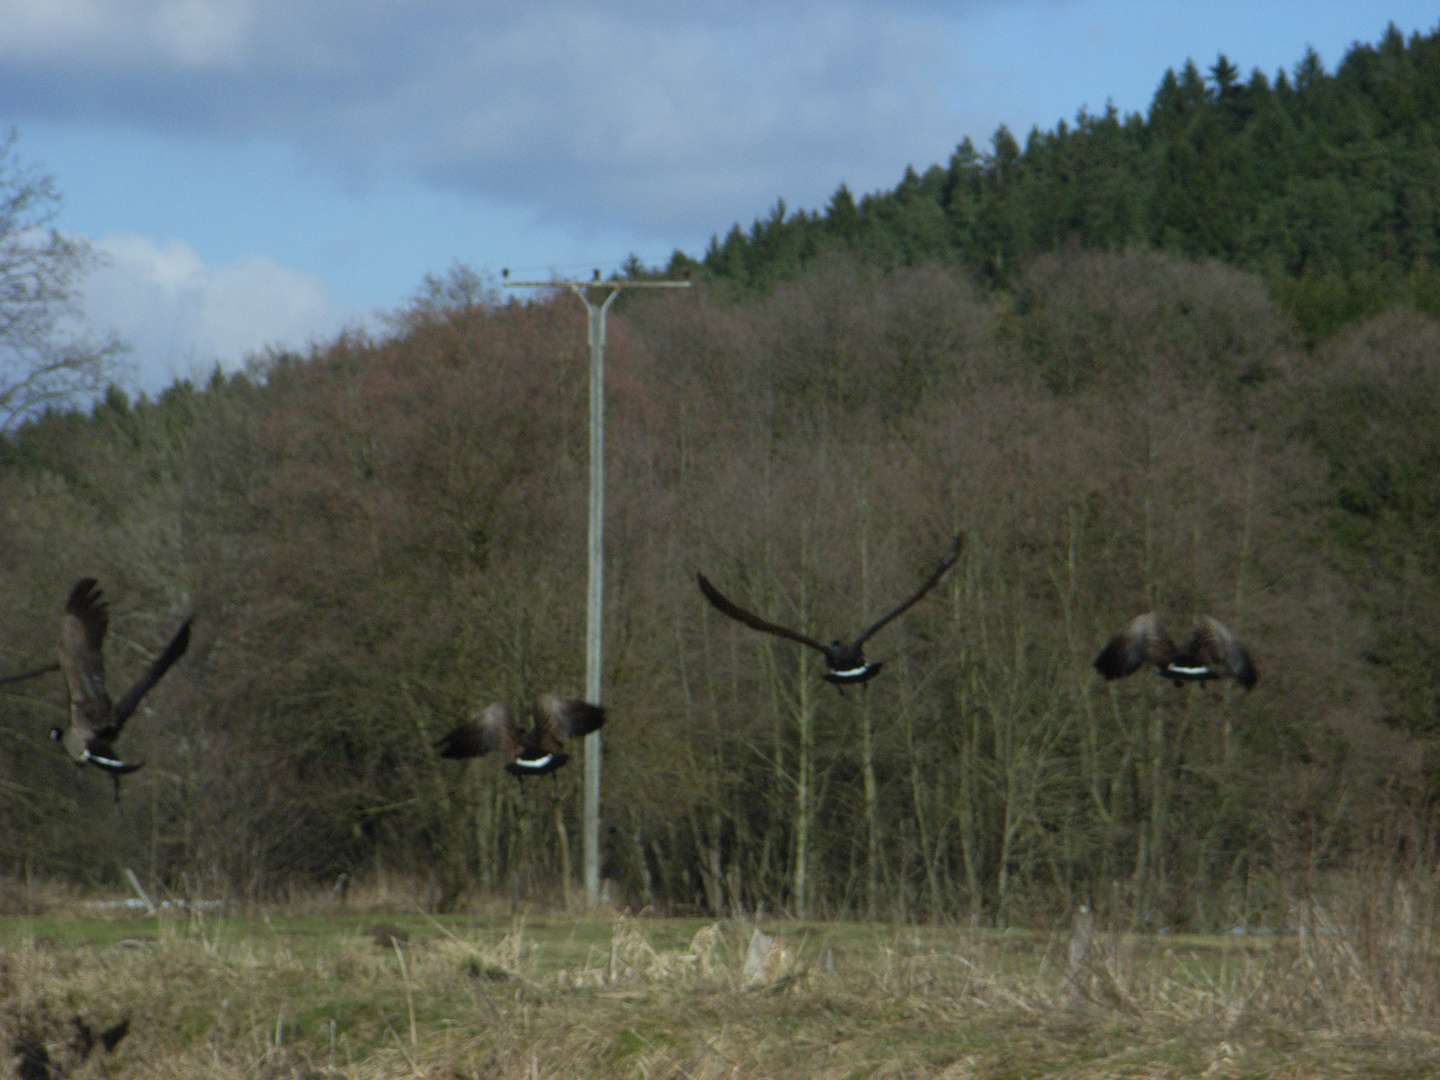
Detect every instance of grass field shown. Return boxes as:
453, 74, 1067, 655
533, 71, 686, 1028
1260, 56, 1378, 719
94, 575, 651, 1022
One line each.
1, 886, 1438, 1079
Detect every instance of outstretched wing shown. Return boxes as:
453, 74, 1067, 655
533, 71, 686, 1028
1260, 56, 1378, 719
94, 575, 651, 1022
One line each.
853, 532, 966, 646
696, 573, 826, 652
533, 694, 605, 753
1190, 616, 1258, 689
109, 615, 193, 735
13, 1036, 55, 1079
59, 578, 112, 734
69, 1015, 132, 1062
0, 661, 60, 686
1094, 612, 1176, 680
434, 702, 521, 759
99, 1017, 131, 1054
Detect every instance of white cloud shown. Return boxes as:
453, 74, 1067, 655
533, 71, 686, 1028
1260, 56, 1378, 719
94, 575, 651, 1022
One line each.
152, 0, 253, 67
396, 4, 967, 229
81, 233, 363, 391
4, 1, 1437, 253
0, 0, 253, 69
0, 1, 982, 235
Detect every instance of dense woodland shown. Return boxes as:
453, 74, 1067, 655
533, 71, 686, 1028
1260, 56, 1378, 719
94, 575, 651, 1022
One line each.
683, 22, 1440, 339
2, 25, 1440, 927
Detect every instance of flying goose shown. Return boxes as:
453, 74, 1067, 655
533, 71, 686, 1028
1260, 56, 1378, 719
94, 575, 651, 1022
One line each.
1094, 612, 1257, 689
68, 1016, 131, 1061
697, 532, 965, 685
13, 1015, 129, 1080
434, 694, 605, 776
53, 578, 194, 798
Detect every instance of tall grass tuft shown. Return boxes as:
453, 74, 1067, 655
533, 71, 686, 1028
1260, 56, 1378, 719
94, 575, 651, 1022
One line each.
3, 882, 1440, 1077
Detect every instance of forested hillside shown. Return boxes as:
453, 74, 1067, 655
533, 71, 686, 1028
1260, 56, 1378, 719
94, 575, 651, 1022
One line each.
3, 19, 1440, 926
685, 21, 1440, 338
2, 247, 1438, 928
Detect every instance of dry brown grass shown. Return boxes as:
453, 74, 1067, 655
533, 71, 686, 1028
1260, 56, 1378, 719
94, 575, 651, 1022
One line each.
2, 883, 1439, 1079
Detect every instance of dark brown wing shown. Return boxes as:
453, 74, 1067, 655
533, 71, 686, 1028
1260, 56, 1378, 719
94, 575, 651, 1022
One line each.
853, 532, 965, 646
0, 661, 60, 686
59, 578, 112, 736
99, 1017, 131, 1054
71, 1015, 131, 1059
108, 615, 193, 736
533, 694, 605, 753
13, 1035, 55, 1080
1190, 616, 1258, 689
435, 702, 521, 759
70, 1017, 96, 1062
1094, 613, 1177, 680
696, 573, 826, 652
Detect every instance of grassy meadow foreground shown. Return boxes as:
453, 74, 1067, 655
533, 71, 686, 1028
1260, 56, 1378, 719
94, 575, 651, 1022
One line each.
2, 885, 1439, 1079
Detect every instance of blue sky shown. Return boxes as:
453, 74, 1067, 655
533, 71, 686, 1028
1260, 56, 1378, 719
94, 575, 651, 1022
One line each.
3, 0, 1437, 390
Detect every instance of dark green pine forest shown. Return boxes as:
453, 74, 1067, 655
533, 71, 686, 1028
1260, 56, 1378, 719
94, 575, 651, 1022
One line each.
684, 22, 1440, 340
2, 22, 1440, 926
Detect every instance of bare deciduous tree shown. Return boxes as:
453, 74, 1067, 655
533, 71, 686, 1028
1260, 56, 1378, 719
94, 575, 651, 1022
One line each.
1, 246, 1431, 928
0, 131, 123, 432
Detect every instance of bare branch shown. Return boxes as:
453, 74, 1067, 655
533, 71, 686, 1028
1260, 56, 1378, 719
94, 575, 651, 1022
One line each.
0, 130, 124, 430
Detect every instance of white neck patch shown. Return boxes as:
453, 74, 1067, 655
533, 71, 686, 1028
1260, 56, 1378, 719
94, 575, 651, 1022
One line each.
1167, 664, 1211, 676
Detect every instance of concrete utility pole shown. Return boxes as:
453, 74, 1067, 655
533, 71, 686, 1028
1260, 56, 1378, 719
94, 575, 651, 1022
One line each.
504, 269, 690, 910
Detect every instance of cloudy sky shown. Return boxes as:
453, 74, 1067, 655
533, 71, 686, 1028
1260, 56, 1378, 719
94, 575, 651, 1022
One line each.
3, 0, 1437, 391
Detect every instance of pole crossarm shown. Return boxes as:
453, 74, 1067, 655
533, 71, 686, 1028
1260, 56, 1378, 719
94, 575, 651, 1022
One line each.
501, 270, 689, 911
502, 279, 692, 290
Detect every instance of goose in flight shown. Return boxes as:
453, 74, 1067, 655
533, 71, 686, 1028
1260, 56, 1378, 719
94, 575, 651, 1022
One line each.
434, 694, 604, 776
54, 578, 194, 798
697, 532, 965, 685
13, 1014, 130, 1080
1094, 612, 1257, 689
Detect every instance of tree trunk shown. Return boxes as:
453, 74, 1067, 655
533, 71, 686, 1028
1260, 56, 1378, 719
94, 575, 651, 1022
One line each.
861, 695, 880, 920
555, 801, 572, 911
858, 509, 880, 920
794, 645, 814, 918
